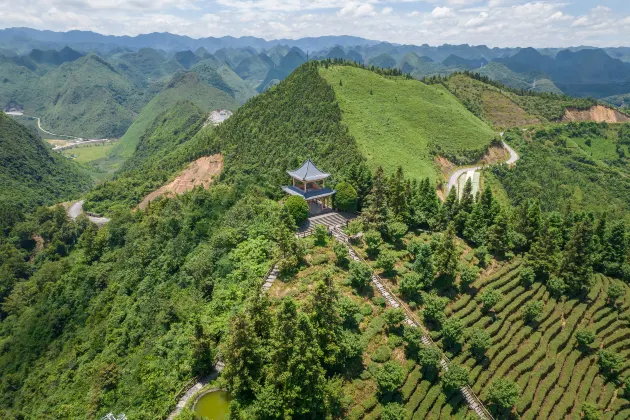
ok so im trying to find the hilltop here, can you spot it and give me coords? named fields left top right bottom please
left=319, top=64, right=498, bottom=181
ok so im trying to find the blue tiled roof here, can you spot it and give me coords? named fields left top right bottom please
left=287, top=159, right=330, bottom=181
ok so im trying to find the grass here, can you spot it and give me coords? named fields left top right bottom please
left=319, top=66, right=498, bottom=182
left=62, top=143, right=116, bottom=163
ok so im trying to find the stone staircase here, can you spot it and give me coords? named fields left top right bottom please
left=331, top=227, right=494, bottom=420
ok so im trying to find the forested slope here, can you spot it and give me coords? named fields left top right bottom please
left=0, top=111, right=90, bottom=210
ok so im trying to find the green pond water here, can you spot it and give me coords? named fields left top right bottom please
left=194, top=390, right=232, bottom=419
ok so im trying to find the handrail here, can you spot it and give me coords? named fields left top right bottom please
left=331, top=227, right=494, bottom=420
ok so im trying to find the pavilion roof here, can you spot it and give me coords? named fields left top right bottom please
left=287, top=158, right=330, bottom=182
left=281, top=186, right=336, bottom=201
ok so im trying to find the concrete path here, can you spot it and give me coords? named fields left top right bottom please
left=166, top=363, right=224, bottom=420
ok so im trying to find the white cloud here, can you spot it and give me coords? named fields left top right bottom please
left=572, top=16, right=589, bottom=27
left=431, top=6, right=453, bottom=19
left=465, top=11, right=488, bottom=27
left=382, top=7, right=393, bottom=15
left=338, top=3, right=377, bottom=18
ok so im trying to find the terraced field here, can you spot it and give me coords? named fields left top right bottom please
left=431, top=261, right=630, bottom=418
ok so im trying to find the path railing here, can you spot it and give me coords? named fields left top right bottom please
left=331, top=227, right=494, bottom=420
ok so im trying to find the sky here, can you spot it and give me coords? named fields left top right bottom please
left=1, top=0, right=630, bottom=47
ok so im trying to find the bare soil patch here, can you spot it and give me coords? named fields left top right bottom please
left=138, top=154, right=223, bottom=210
left=563, top=105, right=629, bottom=123
left=481, top=90, right=540, bottom=128
left=480, top=144, right=509, bottom=165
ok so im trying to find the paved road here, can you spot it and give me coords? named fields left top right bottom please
left=67, top=200, right=110, bottom=226
left=446, top=138, right=519, bottom=197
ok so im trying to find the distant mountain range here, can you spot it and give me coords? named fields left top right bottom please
left=2, top=27, right=630, bottom=140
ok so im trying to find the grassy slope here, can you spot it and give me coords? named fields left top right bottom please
left=320, top=66, right=497, bottom=181
left=0, top=111, right=91, bottom=209
left=110, top=72, right=239, bottom=159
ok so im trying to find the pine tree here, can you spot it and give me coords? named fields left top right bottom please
left=413, top=243, right=435, bottom=288
left=363, top=166, right=389, bottom=230
left=561, top=218, right=595, bottom=295
left=410, top=178, right=440, bottom=229
left=603, top=220, right=627, bottom=276
left=439, top=188, right=459, bottom=229
left=464, top=201, right=487, bottom=246
left=487, top=207, right=512, bottom=256
left=459, top=178, right=474, bottom=214
left=521, top=200, right=542, bottom=247
left=308, top=279, right=343, bottom=371
left=388, top=167, right=408, bottom=220
left=433, top=223, right=459, bottom=280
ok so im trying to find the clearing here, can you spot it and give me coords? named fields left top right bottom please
left=319, top=66, right=497, bottom=182
left=563, top=105, right=630, bottom=123
left=62, top=143, right=116, bottom=163
left=138, top=154, right=223, bottom=210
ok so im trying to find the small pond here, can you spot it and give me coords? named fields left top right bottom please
left=193, top=390, right=232, bottom=420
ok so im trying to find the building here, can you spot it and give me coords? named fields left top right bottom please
left=281, top=159, right=336, bottom=215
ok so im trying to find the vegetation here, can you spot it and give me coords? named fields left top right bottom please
left=284, top=196, right=308, bottom=225
left=320, top=65, right=498, bottom=181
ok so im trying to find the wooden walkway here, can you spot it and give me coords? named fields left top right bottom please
left=331, top=228, right=494, bottom=420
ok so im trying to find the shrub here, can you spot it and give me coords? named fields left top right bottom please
left=459, top=264, right=479, bottom=289
left=575, top=328, right=596, bottom=349
left=487, top=378, right=520, bottom=411
left=480, top=288, right=502, bottom=312
left=475, top=246, right=490, bottom=267
left=598, top=349, right=623, bottom=376
left=365, top=230, right=382, bottom=258
left=285, top=196, right=308, bottom=225
left=374, top=361, right=406, bottom=395
left=333, top=242, right=348, bottom=267
left=582, top=403, right=602, bottom=420
left=442, top=364, right=469, bottom=391
left=347, top=219, right=363, bottom=236
left=377, top=248, right=397, bottom=274
left=403, top=326, right=423, bottom=357
left=348, top=260, right=372, bottom=291
left=380, top=402, right=405, bottom=420
left=441, top=318, right=464, bottom=346
left=314, top=224, right=328, bottom=245
left=372, top=296, right=386, bottom=307
left=468, top=328, right=491, bottom=358
left=360, top=304, right=373, bottom=316
left=311, top=254, right=329, bottom=266
left=418, top=345, right=442, bottom=374
left=386, top=220, right=408, bottom=244
left=547, top=276, right=566, bottom=297
left=334, top=181, right=358, bottom=212
left=372, top=345, right=392, bottom=362
left=384, top=308, right=406, bottom=329
left=522, top=300, right=544, bottom=323
left=388, top=335, right=403, bottom=348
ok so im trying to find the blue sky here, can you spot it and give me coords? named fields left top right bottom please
left=1, top=1, right=630, bottom=47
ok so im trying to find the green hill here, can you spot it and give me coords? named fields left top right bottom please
left=0, top=111, right=90, bottom=209
left=320, top=65, right=498, bottom=181
left=110, top=71, right=239, bottom=159
left=0, top=55, right=40, bottom=111
left=368, top=53, right=396, bottom=69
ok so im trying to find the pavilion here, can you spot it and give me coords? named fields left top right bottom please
left=282, top=159, right=336, bottom=215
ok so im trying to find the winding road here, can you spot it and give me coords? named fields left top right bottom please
left=67, top=200, right=110, bottom=226
left=446, top=138, right=519, bottom=197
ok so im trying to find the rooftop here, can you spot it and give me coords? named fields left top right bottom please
left=287, top=158, right=330, bottom=182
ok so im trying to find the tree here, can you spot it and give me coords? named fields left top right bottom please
left=380, top=402, right=406, bottom=420
left=520, top=266, right=535, bottom=288
left=338, top=296, right=361, bottom=328
left=561, top=218, right=595, bottom=295
left=607, top=283, right=624, bottom=306
left=442, top=364, right=469, bottom=391
left=441, top=318, right=464, bottom=347
left=480, top=288, right=502, bottom=312
left=386, top=220, right=408, bottom=245
left=459, top=264, right=479, bottom=289
left=308, top=281, right=343, bottom=371
left=522, top=300, right=544, bottom=323
left=334, top=181, right=358, bottom=212
left=412, top=243, right=434, bottom=288
left=525, top=219, right=562, bottom=280
left=468, top=328, right=491, bottom=358
left=363, top=167, right=388, bottom=229
left=439, top=187, right=459, bottom=228
left=388, top=167, right=408, bottom=219
left=422, top=292, right=448, bottom=324
left=547, top=276, right=566, bottom=298
left=333, top=242, right=348, bottom=267
left=377, top=248, right=397, bottom=275
left=598, top=349, right=623, bottom=377
left=433, top=223, right=459, bottom=280
left=285, top=196, right=308, bottom=225
left=400, top=272, right=423, bottom=300
left=374, top=361, right=406, bottom=395
left=364, top=230, right=383, bottom=259
left=418, top=345, right=442, bottom=375
left=402, top=326, right=423, bottom=359
left=487, top=207, right=512, bottom=257
left=624, top=376, right=630, bottom=396
left=575, top=328, right=596, bottom=349
left=348, top=261, right=372, bottom=291
left=487, top=378, right=520, bottom=411
left=410, top=178, right=440, bottom=229
left=314, top=224, right=328, bottom=246
left=384, top=308, right=407, bottom=329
